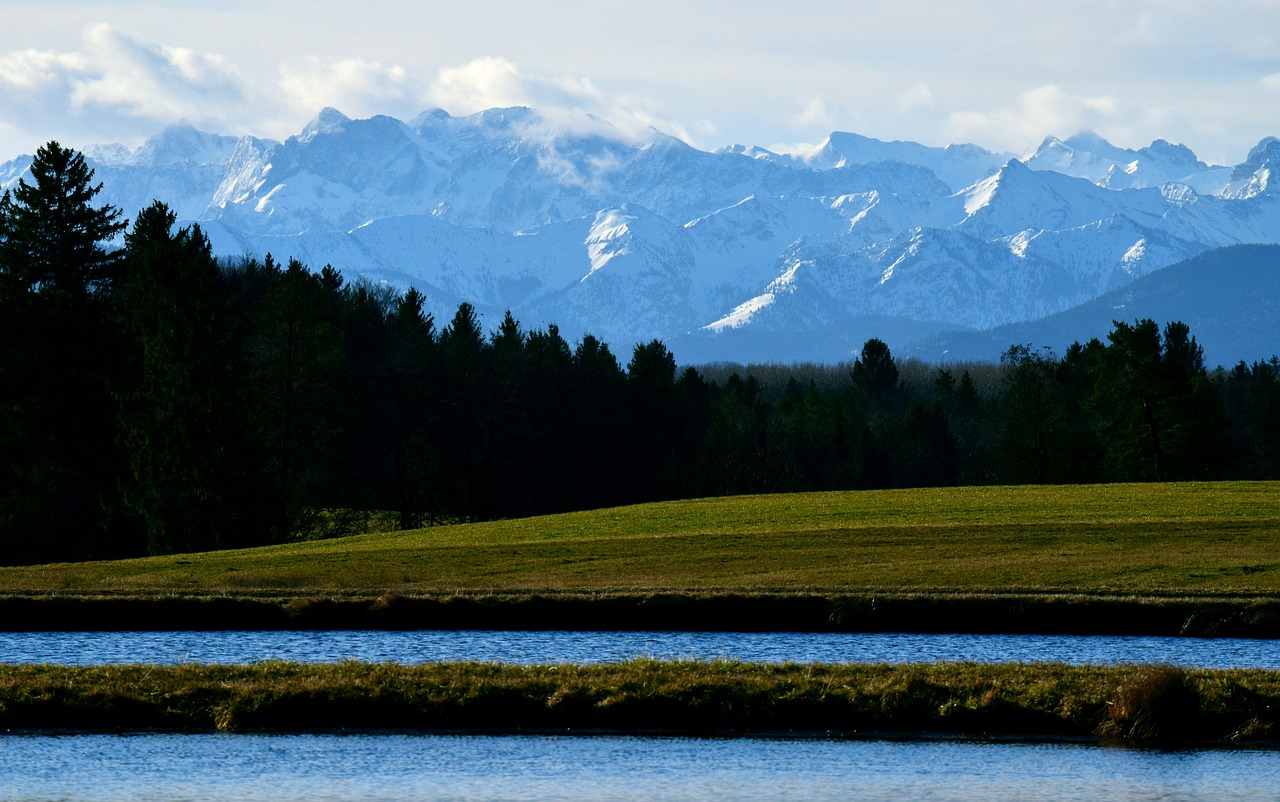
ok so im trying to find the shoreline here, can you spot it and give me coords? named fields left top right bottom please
left=7, top=727, right=1278, bottom=752
left=1, top=661, right=1276, bottom=745
left=3, top=591, right=1278, bottom=637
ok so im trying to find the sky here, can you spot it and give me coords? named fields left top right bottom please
left=2, top=1, right=1279, bottom=166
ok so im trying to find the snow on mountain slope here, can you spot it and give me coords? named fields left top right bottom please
left=947, top=159, right=1176, bottom=240
left=1023, top=132, right=1142, bottom=182
left=712, top=225, right=1088, bottom=335
left=86, top=125, right=274, bottom=223
left=1021, top=130, right=1223, bottom=192
left=1000, top=216, right=1205, bottom=294
left=0, top=154, right=31, bottom=187
left=804, top=131, right=1010, bottom=193
left=1219, top=137, right=1280, bottom=200
left=2, top=108, right=1278, bottom=364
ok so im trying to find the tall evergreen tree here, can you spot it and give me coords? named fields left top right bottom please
left=383, top=287, right=440, bottom=528
left=1155, top=321, right=1233, bottom=479
left=0, top=142, right=126, bottom=563
left=1088, top=319, right=1230, bottom=481
left=852, top=338, right=900, bottom=400
left=851, top=338, right=902, bottom=486
left=626, top=340, right=682, bottom=497
left=439, top=302, right=490, bottom=521
left=337, top=279, right=399, bottom=513
left=244, top=258, right=350, bottom=541
left=515, top=324, right=576, bottom=514
left=0, top=143, right=124, bottom=302
left=995, top=344, right=1097, bottom=483
left=567, top=334, right=629, bottom=507
left=115, top=202, right=232, bottom=555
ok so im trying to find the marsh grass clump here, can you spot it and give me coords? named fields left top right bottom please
left=1102, top=665, right=1201, bottom=742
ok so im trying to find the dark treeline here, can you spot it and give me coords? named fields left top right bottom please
left=2, top=142, right=1278, bottom=565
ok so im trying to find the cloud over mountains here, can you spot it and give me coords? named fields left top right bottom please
left=5, top=3, right=1279, bottom=164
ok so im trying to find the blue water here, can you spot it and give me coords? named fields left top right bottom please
left=1, top=733, right=1275, bottom=802
left=4, top=633, right=1276, bottom=800
left=1, top=629, right=1276, bottom=668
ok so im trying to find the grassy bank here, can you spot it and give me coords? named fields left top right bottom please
left=4, top=591, right=1279, bottom=637
left=3, top=483, right=1278, bottom=599
left=1, top=661, right=1276, bottom=744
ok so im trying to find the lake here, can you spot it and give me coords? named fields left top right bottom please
left=2, top=629, right=1277, bottom=668
left=1, top=732, right=1275, bottom=802
left=4, top=630, right=1277, bottom=800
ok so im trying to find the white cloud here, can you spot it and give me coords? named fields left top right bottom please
left=0, top=24, right=440, bottom=154
left=0, top=28, right=704, bottom=161
left=278, top=57, right=415, bottom=119
left=764, top=140, right=826, bottom=159
left=0, top=24, right=263, bottom=154
left=898, top=83, right=936, bottom=113
left=430, top=56, right=600, bottom=117
left=693, top=120, right=721, bottom=141
left=426, top=56, right=698, bottom=145
left=945, top=84, right=1163, bottom=153
left=789, top=95, right=831, bottom=130
left=67, top=24, right=248, bottom=122
left=0, top=48, right=88, bottom=90
left=0, top=10, right=1267, bottom=167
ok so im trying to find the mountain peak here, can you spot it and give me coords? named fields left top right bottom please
left=961, top=158, right=1030, bottom=215
left=409, top=108, right=453, bottom=130
left=1030, top=135, right=1066, bottom=153
left=811, top=131, right=1005, bottom=192
left=1063, top=130, right=1114, bottom=150
left=300, top=107, right=351, bottom=141
left=1220, top=136, right=1280, bottom=195
left=1244, top=136, right=1280, bottom=166
left=1137, top=139, right=1204, bottom=171
left=132, top=123, right=237, bottom=166
left=471, top=106, right=539, bottom=130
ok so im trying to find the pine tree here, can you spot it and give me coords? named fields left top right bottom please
left=1088, top=319, right=1230, bottom=481
left=246, top=259, right=350, bottom=541
left=0, top=142, right=124, bottom=303
left=115, top=202, right=232, bottom=555
left=438, top=302, right=490, bottom=521
left=384, top=288, right=440, bottom=529
left=0, top=142, right=127, bottom=563
left=852, top=338, right=900, bottom=400
left=626, top=340, right=681, bottom=498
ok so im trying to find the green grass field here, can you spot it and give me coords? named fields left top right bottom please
left=3, top=482, right=1278, bottom=598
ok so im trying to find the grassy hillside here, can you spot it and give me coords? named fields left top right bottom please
left=2, top=482, right=1278, bottom=598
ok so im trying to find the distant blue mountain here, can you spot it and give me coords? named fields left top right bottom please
left=903, top=245, right=1280, bottom=367
left=4, top=110, right=1278, bottom=364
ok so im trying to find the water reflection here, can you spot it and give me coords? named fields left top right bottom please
left=1, top=630, right=1276, bottom=669
left=1, top=733, right=1275, bottom=802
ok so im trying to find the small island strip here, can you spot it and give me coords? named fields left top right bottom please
left=1, top=661, right=1277, bottom=744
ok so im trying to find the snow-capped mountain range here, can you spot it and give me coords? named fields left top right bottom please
left=3, top=108, right=1278, bottom=364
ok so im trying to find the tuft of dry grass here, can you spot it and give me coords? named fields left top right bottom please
left=1101, top=665, right=1201, bottom=741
